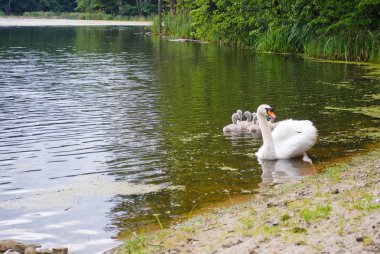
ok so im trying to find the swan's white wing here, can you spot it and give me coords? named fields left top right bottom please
left=272, top=120, right=317, bottom=159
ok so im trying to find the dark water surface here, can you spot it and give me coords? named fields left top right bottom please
left=0, top=27, right=379, bottom=253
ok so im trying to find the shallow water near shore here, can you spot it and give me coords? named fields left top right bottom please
left=0, top=26, right=379, bottom=253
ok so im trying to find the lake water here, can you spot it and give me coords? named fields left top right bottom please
left=0, top=26, right=379, bottom=253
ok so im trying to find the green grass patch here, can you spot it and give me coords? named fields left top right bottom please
left=325, top=164, right=346, bottom=183
left=240, top=216, right=255, bottom=230
left=353, top=193, right=380, bottom=211
left=300, top=204, right=332, bottom=224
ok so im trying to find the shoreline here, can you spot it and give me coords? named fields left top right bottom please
left=110, top=145, right=380, bottom=253
left=0, top=17, right=152, bottom=27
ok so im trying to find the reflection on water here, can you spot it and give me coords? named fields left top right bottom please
left=258, top=155, right=316, bottom=188
left=0, top=26, right=379, bottom=253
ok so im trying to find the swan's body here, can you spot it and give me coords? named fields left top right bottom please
left=255, top=104, right=317, bottom=160
left=223, top=113, right=241, bottom=132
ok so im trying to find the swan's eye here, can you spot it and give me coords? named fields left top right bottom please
left=265, top=108, right=273, bottom=114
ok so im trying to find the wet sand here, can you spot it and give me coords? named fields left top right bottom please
left=110, top=146, right=380, bottom=254
left=0, top=17, right=152, bottom=27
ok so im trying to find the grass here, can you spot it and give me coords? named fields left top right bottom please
left=352, top=193, right=380, bottom=211
left=240, top=215, right=255, bottom=230
left=151, top=13, right=195, bottom=39
left=304, top=30, right=380, bottom=63
left=300, top=204, right=332, bottom=224
left=253, top=27, right=380, bottom=63
left=120, top=232, right=148, bottom=254
left=325, top=164, right=346, bottom=183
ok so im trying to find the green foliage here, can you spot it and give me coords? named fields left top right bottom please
left=0, top=0, right=157, bottom=17
left=159, top=0, right=380, bottom=63
left=0, top=0, right=76, bottom=14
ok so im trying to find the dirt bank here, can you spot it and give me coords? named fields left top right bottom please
left=112, top=146, right=380, bottom=253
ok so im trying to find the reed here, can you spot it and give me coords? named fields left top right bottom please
left=150, top=15, right=161, bottom=35
left=304, top=30, right=380, bottom=63
left=65, top=12, right=114, bottom=20
left=23, top=11, right=57, bottom=17
left=151, top=13, right=194, bottom=39
left=253, top=24, right=309, bottom=53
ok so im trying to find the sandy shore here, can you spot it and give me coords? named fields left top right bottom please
left=109, top=146, right=380, bottom=254
left=0, top=17, right=152, bottom=27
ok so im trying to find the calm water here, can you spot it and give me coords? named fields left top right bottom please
left=0, top=26, right=379, bottom=253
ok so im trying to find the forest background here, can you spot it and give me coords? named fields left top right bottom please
left=0, top=0, right=379, bottom=63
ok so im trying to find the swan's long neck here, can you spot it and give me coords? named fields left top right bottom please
left=257, top=113, right=276, bottom=158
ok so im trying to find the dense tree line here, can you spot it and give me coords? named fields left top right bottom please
left=0, top=0, right=159, bottom=16
left=0, top=0, right=76, bottom=14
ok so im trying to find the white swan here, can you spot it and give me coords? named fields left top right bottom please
left=223, top=113, right=241, bottom=132
left=255, top=104, right=317, bottom=160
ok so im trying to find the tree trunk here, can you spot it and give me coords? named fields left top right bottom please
left=7, top=0, right=11, bottom=15
left=170, top=0, right=176, bottom=14
left=158, top=0, right=162, bottom=34
left=136, top=0, right=143, bottom=17
left=117, top=0, right=123, bottom=16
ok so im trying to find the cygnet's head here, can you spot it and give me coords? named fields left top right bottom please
left=236, top=109, right=243, bottom=120
left=243, top=111, right=252, bottom=121
left=231, top=113, right=240, bottom=123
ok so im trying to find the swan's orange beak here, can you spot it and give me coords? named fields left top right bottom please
left=267, top=110, right=276, bottom=119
